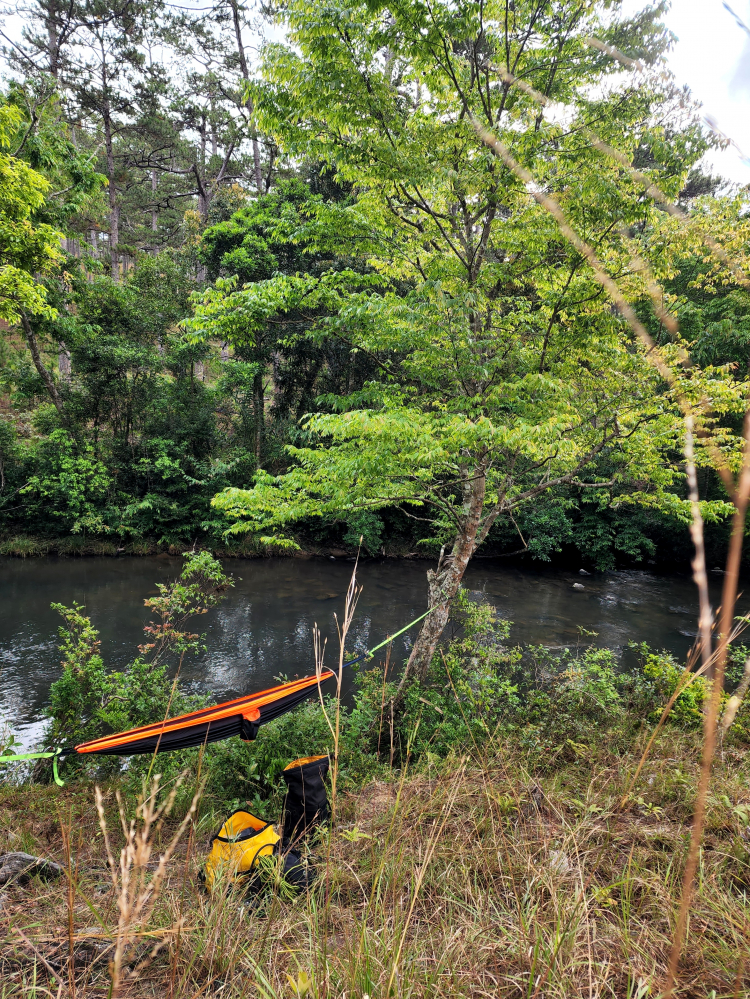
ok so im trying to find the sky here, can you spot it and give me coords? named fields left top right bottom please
left=651, top=0, right=750, bottom=184
left=0, top=0, right=747, bottom=185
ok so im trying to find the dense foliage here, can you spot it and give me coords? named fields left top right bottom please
left=3, top=8, right=750, bottom=993
left=0, top=0, right=749, bottom=587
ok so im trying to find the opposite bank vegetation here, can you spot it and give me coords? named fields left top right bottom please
left=3, top=0, right=750, bottom=580
left=0, top=534, right=423, bottom=560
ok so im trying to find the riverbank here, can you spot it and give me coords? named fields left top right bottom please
left=0, top=533, right=425, bottom=560
left=1, top=726, right=748, bottom=997
left=2, top=574, right=750, bottom=996
left=0, top=533, right=346, bottom=559
left=0, top=527, right=701, bottom=573
left=6, top=551, right=743, bottom=750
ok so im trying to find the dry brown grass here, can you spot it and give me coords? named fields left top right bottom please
left=1, top=727, right=749, bottom=998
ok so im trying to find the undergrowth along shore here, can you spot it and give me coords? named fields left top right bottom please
left=0, top=533, right=417, bottom=559
left=2, top=553, right=750, bottom=996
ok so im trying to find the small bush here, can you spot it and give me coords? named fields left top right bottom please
left=515, top=646, right=623, bottom=762
left=0, top=535, right=49, bottom=556
left=45, top=602, right=112, bottom=748
left=38, top=552, right=234, bottom=783
left=627, top=643, right=707, bottom=728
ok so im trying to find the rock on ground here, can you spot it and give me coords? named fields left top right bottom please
left=0, top=852, right=63, bottom=885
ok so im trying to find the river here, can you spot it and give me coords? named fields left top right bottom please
left=0, top=555, right=739, bottom=749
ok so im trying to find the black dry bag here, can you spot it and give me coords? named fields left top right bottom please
left=281, top=754, right=329, bottom=846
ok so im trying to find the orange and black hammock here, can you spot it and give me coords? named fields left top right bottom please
left=71, top=670, right=333, bottom=758
left=52, top=608, right=430, bottom=764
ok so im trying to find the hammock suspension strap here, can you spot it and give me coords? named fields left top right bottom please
left=0, top=749, right=64, bottom=786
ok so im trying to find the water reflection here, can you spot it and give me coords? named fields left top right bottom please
left=0, top=555, right=741, bottom=749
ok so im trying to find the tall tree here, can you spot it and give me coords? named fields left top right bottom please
left=203, top=0, right=748, bottom=681
left=133, top=0, right=276, bottom=233
left=226, top=0, right=262, bottom=192
left=190, top=177, right=375, bottom=463
left=0, top=0, right=84, bottom=80
left=0, top=102, right=65, bottom=409
left=63, top=0, right=157, bottom=278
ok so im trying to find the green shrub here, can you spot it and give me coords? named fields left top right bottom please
left=628, top=644, right=707, bottom=728
left=20, top=429, right=112, bottom=534
left=343, top=510, right=384, bottom=555
left=45, top=603, right=113, bottom=748
left=386, top=593, right=521, bottom=762
left=516, top=645, right=623, bottom=762
left=38, top=552, right=233, bottom=783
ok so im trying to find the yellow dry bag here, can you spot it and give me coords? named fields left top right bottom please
left=204, top=809, right=280, bottom=891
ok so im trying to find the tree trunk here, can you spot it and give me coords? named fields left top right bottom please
left=47, top=25, right=59, bottom=78
left=151, top=169, right=158, bottom=245
left=272, top=349, right=281, bottom=401
left=253, top=369, right=264, bottom=464
left=103, top=106, right=119, bottom=282
left=197, top=188, right=208, bottom=220
left=398, top=468, right=486, bottom=689
left=229, top=0, right=263, bottom=192
left=196, top=117, right=209, bottom=221
left=229, top=0, right=249, bottom=78
left=252, top=135, right=263, bottom=193
left=58, top=343, right=71, bottom=381
left=46, top=1, right=60, bottom=78
left=20, top=313, right=64, bottom=413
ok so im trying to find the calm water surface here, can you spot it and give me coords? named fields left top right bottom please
left=0, top=555, right=740, bottom=749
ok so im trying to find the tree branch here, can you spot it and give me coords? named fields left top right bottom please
left=19, top=313, right=64, bottom=414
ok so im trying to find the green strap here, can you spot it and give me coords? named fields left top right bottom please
left=0, top=750, right=64, bottom=787
left=365, top=607, right=432, bottom=658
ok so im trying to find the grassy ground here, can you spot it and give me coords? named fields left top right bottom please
left=1, top=727, right=749, bottom=998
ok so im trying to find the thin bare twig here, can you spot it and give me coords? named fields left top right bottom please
left=685, top=415, right=716, bottom=690
left=12, top=927, right=60, bottom=982
left=617, top=415, right=750, bottom=804
left=665, top=406, right=750, bottom=996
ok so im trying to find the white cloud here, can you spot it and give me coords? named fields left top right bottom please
left=650, top=0, right=750, bottom=183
